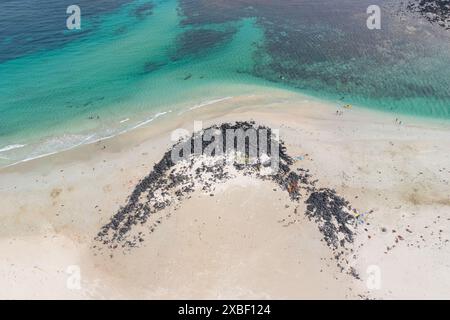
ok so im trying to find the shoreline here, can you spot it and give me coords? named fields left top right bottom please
left=1, top=89, right=450, bottom=299
left=1, top=85, right=449, bottom=172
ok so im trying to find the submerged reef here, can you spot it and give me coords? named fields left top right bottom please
left=407, top=0, right=450, bottom=28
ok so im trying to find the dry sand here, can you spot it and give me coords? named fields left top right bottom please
left=1, top=88, right=449, bottom=299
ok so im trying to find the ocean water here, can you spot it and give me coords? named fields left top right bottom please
left=1, top=0, right=450, bottom=166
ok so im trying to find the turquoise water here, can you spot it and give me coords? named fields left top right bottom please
left=0, top=0, right=269, bottom=166
left=1, top=0, right=450, bottom=166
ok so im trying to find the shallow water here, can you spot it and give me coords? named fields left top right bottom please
left=1, top=0, right=449, bottom=166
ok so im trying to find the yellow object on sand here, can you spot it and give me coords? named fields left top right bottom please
left=343, top=104, right=352, bottom=109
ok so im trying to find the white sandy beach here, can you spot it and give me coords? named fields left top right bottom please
left=1, top=89, right=449, bottom=299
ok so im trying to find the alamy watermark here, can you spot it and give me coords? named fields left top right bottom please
left=366, top=265, right=382, bottom=290
left=66, top=5, right=81, bottom=30
left=367, top=5, right=381, bottom=30
left=66, top=265, right=81, bottom=290
left=170, top=121, right=281, bottom=176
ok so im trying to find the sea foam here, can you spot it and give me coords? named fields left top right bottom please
left=0, top=144, right=26, bottom=153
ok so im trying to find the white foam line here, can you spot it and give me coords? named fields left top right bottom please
left=119, top=118, right=130, bottom=124
left=1, top=112, right=172, bottom=169
left=189, top=97, right=233, bottom=111
left=0, top=144, right=26, bottom=153
left=131, top=111, right=172, bottom=130
left=9, top=151, right=60, bottom=166
left=2, top=135, right=96, bottom=169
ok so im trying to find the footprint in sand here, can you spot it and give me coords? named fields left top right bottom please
left=50, top=188, right=63, bottom=207
left=50, top=188, right=62, bottom=199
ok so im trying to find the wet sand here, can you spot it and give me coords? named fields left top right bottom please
left=1, top=89, right=450, bottom=299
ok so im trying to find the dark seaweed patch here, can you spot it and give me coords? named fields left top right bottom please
left=172, top=28, right=236, bottom=59
left=142, top=61, right=167, bottom=74
left=407, top=0, right=450, bottom=27
left=132, top=2, right=154, bottom=19
left=177, top=0, right=450, bottom=114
